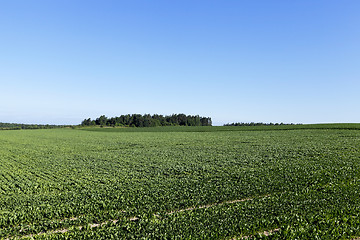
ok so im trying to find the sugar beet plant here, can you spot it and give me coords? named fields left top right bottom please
left=0, top=125, right=359, bottom=239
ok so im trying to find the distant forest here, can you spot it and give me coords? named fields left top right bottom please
left=0, top=123, right=68, bottom=130
left=81, top=114, right=212, bottom=127
left=224, top=122, right=299, bottom=126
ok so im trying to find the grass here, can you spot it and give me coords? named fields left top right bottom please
left=78, top=123, right=360, bottom=132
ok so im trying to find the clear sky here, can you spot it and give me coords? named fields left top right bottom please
left=1, top=1, right=359, bottom=125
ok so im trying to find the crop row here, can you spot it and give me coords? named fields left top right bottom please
left=18, top=179, right=360, bottom=239
left=0, top=127, right=359, bottom=239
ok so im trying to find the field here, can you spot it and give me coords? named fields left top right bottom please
left=0, top=125, right=360, bottom=239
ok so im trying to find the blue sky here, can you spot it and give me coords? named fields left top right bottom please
left=1, top=1, right=359, bottom=125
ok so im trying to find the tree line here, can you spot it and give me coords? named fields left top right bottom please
left=224, top=122, right=300, bottom=126
left=0, top=122, right=70, bottom=130
left=81, top=114, right=212, bottom=127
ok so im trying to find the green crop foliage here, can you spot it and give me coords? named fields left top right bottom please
left=0, top=125, right=359, bottom=239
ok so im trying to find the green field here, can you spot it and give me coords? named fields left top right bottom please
left=1, top=125, right=360, bottom=239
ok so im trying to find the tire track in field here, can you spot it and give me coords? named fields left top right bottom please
left=165, top=196, right=261, bottom=215
left=5, top=194, right=271, bottom=239
left=233, top=228, right=281, bottom=239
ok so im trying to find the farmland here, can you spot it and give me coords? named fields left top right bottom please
left=0, top=125, right=360, bottom=239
